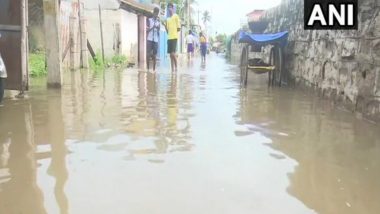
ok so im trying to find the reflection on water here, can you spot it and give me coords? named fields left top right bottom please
left=238, top=77, right=380, bottom=214
left=0, top=55, right=379, bottom=213
left=46, top=90, right=69, bottom=214
left=0, top=102, right=46, bottom=214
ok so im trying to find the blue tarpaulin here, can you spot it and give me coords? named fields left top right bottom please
left=238, top=31, right=289, bottom=47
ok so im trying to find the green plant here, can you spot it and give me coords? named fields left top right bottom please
left=29, top=51, right=47, bottom=77
left=90, top=51, right=128, bottom=71
left=90, top=51, right=106, bottom=71
left=111, top=55, right=127, bottom=65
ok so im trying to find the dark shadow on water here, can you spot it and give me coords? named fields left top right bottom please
left=0, top=102, right=47, bottom=214
left=0, top=88, right=69, bottom=214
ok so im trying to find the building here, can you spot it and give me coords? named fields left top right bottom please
left=83, top=0, right=154, bottom=65
left=246, top=10, right=265, bottom=23
left=246, top=9, right=267, bottom=33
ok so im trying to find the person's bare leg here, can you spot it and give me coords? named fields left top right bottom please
left=147, top=55, right=150, bottom=71
left=173, top=54, right=178, bottom=71
left=153, top=55, right=156, bottom=71
left=170, top=54, right=174, bottom=72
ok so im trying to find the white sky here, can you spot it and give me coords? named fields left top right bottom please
left=195, top=0, right=282, bottom=35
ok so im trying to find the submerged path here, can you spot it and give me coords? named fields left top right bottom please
left=0, top=54, right=379, bottom=214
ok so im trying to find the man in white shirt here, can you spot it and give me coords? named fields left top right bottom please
left=147, top=7, right=160, bottom=71
left=186, top=30, right=195, bottom=60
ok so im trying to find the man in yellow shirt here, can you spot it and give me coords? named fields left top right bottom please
left=164, top=3, right=181, bottom=72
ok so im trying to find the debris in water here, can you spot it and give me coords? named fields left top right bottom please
left=234, top=130, right=253, bottom=137
left=278, top=132, right=289, bottom=136
left=270, top=153, right=286, bottom=160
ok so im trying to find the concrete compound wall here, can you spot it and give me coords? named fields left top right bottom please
left=233, top=0, right=380, bottom=122
left=121, top=11, right=138, bottom=64
left=85, top=8, right=138, bottom=64
left=86, top=9, right=122, bottom=57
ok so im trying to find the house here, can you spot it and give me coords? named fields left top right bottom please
left=82, top=0, right=154, bottom=65
left=246, top=9, right=267, bottom=33
left=246, top=10, right=265, bottom=23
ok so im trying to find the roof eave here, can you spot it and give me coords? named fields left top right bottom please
left=119, top=0, right=154, bottom=17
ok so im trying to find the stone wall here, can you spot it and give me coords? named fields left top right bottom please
left=233, top=0, right=380, bottom=121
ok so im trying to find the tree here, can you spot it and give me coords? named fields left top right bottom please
left=161, top=0, right=197, bottom=24
left=202, top=10, right=211, bottom=27
left=184, top=0, right=197, bottom=26
left=209, top=36, right=214, bottom=46
left=160, top=0, right=185, bottom=18
left=216, top=34, right=227, bottom=43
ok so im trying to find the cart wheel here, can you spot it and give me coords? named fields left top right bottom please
left=274, top=46, right=283, bottom=87
left=240, top=46, right=249, bottom=87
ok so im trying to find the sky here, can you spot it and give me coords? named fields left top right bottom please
left=195, top=0, right=282, bottom=35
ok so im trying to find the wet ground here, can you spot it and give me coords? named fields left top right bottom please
left=0, top=54, right=379, bottom=214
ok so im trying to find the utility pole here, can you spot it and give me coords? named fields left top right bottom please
left=21, top=0, right=28, bottom=94
left=138, top=15, right=147, bottom=69
left=187, top=0, right=190, bottom=30
left=43, top=0, right=62, bottom=88
left=98, top=4, right=105, bottom=63
left=77, top=0, right=88, bottom=68
left=198, top=10, right=200, bottom=27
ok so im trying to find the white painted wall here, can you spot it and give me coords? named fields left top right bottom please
left=85, top=9, right=122, bottom=57
left=85, top=8, right=138, bottom=63
left=121, top=10, right=138, bottom=64
left=82, top=0, right=120, bottom=10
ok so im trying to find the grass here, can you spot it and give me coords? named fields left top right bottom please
left=111, top=55, right=127, bottom=65
left=29, top=51, right=128, bottom=75
left=90, top=53, right=128, bottom=71
left=29, top=52, right=47, bottom=77
left=89, top=53, right=105, bottom=71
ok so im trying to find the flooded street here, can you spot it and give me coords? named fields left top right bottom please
left=0, top=54, right=379, bottom=214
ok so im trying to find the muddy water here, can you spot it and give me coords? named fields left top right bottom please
left=0, top=55, right=379, bottom=214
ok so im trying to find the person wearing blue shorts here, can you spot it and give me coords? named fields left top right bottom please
left=186, top=30, right=195, bottom=60
left=199, top=32, right=207, bottom=63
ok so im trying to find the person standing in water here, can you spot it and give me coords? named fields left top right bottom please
left=146, top=7, right=161, bottom=72
left=164, top=3, right=181, bottom=72
left=199, top=32, right=207, bottom=63
left=186, top=30, right=195, bottom=60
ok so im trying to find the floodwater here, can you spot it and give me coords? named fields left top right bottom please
left=0, top=54, right=379, bottom=214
